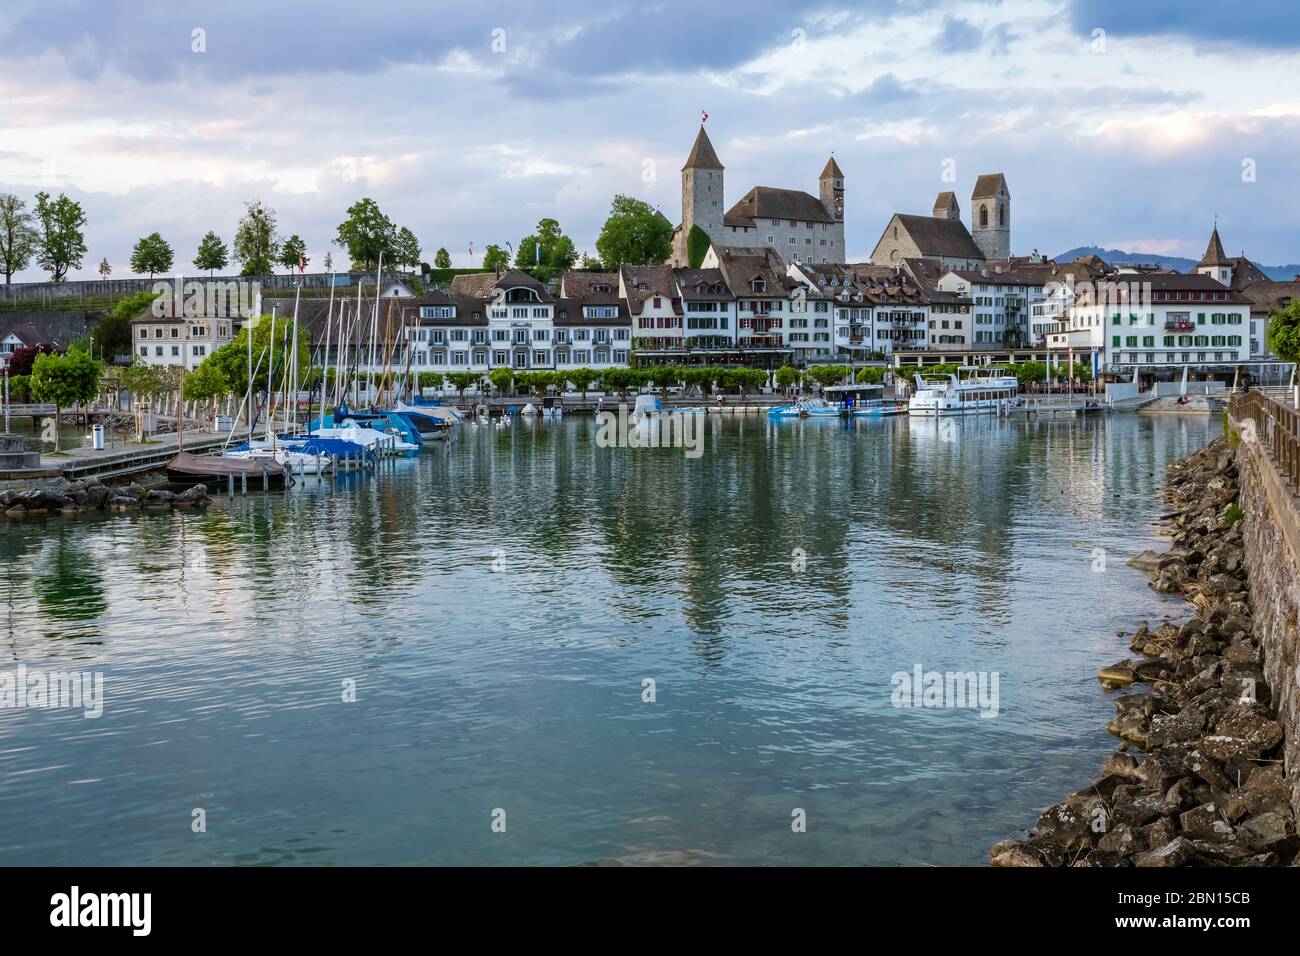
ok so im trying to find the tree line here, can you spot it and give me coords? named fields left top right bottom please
left=0, top=189, right=681, bottom=286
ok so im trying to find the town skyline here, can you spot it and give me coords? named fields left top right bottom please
left=2, top=0, right=1299, bottom=280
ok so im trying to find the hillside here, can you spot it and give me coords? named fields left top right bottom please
left=1056, top=245, right=1300, bottom=281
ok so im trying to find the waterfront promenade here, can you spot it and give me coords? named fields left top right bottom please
left=0, top=430, right=228, bottom=484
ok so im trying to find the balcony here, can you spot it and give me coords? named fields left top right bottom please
left=1165, top=320, right=1195, bottom=332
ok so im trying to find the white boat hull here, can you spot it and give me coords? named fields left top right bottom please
left=908, top=397, right=1013, bottom=416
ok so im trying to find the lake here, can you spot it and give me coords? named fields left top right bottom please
left=0, top=412, right=1214, bottom=865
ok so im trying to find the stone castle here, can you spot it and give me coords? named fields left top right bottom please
left=669, top=125, right=846, bottom=267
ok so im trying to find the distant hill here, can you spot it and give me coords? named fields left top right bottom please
left=1055, top=246, right=1300, bottom=282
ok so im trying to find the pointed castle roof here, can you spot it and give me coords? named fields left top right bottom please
left=682, top=126, right=724, bottom=171
left=1198, top=226, right=1230, bottom=267
left=820, top=156, right=844, bottom=180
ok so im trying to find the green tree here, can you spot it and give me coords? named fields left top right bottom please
left=279, top=234, right=308, bottom=274
left=482, top=244, right=511, bottom=273
left=808, top=365, right=850, bottom=388
left=130, top=232, right=174, bottom=278
left=31, top=349, right=102, bottom=450
left=34, top=191, right=87, bottom=282
left=416, top=371, right=445, bottom=393
left=335, top=197, right=395, bottom=271
left=182, top=358, right=230, bottom=418
left=434, top=247, right=451, bottom=269
left=686, top=224, right=711, bottom=268
left=120, top=358, right=171, bottom=406
left=774, top=365, right=799, bottom=392
left=97, top=257, right=111, bottom=277
left=488, top=366, right=515, bottom=396
left=194, top=230, right=229, bottom=275
left=595, top=195, right=672, bottom=268
left=234, top=199, right=279, bottom=276
left=1266, top=300, right=1300, bottom=365
left=394, top=227, right=421, bottom=271
left=648, top=364, right=680, bottom=395
left=517, top=218, right=578, bottom=276
left=566, top=367, right=598, bottom=398
left=855, top=366, right=884, bottom=385
left=445, top=371, right=481, bottom=402
left=0, top=193, right=38, bottom=284
left=203, top=317, right=310, bottom=397
left=601, top=366, right=640, bottom=396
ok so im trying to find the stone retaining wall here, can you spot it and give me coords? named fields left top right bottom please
left=1231, top=416, right=1300, bottom=817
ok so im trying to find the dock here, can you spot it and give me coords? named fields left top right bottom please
left=0, top=431, right=231, bottom=484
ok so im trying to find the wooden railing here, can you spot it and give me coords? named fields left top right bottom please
left=1231, top=391, right=1300, bottom=488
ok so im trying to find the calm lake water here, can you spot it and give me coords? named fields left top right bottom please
left=0, top=412, right=1214, bottom=866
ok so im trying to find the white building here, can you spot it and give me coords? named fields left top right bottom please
left=130, top=312, right=236, bottom=370
left=1051, top=271, right=1252, bottom=375
left=935, top=269, right=1040, bottom=347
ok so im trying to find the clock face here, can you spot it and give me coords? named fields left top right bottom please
left=835, top=196, right=843, bottom=216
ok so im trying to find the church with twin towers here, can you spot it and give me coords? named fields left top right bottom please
left=669, top=123, right=1011, bottom=268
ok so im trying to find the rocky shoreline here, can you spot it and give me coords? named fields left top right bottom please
left=991, top=436, right=1297, bottom=867
left=1, top=477, right=211, bottom=518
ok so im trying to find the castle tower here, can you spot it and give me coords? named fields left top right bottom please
left=681, top=126, right=724, bottom=242
left=971, top=173, right=1010, bottom=260
left=819, top=156, right=845, bottom=221
left=932, top=191, right=959, bottom=220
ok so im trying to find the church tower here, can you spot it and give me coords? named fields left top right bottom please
left=932, top=191, right=959, bottom=220
left=819, top=156, right=845, bottom=221
left=971, top=173, right=1010, bottom=260
left=681, top=126, right=724, bottom=243
left=1195, top=225, right=1234, bottom=286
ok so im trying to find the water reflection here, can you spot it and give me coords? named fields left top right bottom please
left=0, top=413, right=1213, bottom=865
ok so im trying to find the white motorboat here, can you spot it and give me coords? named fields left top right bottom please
left=908, top=366, right=1019, bottom=416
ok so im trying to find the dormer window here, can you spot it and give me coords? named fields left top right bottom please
left=751, top=279, right=766, bottom=293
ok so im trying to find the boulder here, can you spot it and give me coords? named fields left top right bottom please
left=1098, top=662, right=1138, bottom=689
left=1129, top=550, right=1163, bottom=573
left=1201, top=712, right=1283, bottom=761
left=1135, top=836, right=1195, bottom=867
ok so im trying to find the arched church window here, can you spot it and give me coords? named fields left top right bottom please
left=980, top=206, right=988, bottom=228
left=999, top=206, right=1005, bottom=226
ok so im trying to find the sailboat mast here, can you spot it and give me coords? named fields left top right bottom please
left=368, top=251, right=383, bottom=406
left=266, top=307, right=277, bottom=444
left=322, top=274, right=336, bottom=421
left=289, top=284, right=301, bottom=435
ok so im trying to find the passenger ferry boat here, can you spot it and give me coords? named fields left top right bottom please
left=908, top=366, right=1019, bottom=416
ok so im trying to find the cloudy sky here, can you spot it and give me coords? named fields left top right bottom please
left=2, top=0, right=1299, bottom=281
